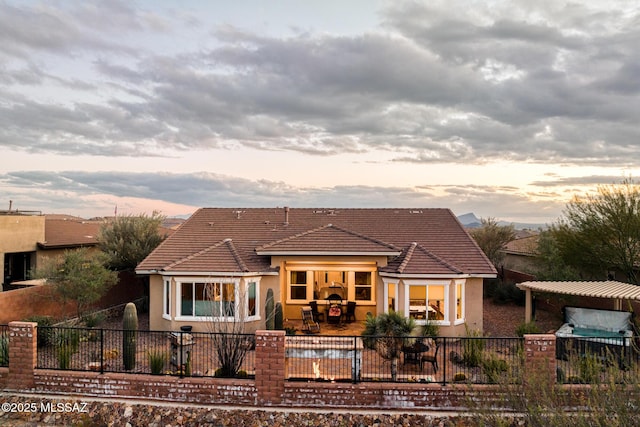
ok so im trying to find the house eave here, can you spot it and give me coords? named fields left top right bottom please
left=255, top=250, right=401, bottom=256
left=379, top=272, right=497, bottom=279
left=136, top=269, right=279, bottom=277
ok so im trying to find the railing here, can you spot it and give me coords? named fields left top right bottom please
left=286, top=335, right=525, bottom=385
left=556, top=335, right=640, bottom=384
left=36, top=326, right=255, bottom=378
left=0, top=324, right=9, bottom=367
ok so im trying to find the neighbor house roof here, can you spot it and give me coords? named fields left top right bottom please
left=516, top=280, right=640, bottom=301
left=38, top=218, right=103, bottom=249
left=136, top=207, right=497, bottom=277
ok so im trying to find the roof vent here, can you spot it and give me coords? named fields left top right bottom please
left=284, top=206, right=290, bottom=226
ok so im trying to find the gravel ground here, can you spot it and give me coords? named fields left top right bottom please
left=483, top=298, right=562, bottom=337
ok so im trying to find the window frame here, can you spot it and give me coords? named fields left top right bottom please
left=403, top=279, right=450, bottom=326
left=163, top=279, right=171, bottom=320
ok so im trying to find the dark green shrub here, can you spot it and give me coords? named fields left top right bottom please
left=147, top=349, right=167, bottom=375
left=265, top=289, right=275, bottom=330
left=24, top=315, right=54, bottom=347
left=482, top=352, right=509, bottom=384
left=515, top=321, right=541, bottom=337
left=463, top=326, right=485, bottom=367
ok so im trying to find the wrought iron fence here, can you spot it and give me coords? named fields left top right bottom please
left=36, top=326, right=255, bottom=378
left=285, top=335, right=525, bottom=385
left=0, top=324, right=9, bottom=367
left=556, top=335, right=640, bottom=384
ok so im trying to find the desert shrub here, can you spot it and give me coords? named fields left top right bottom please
left=24, top=315, right=54, bottom=347
left=515, top=321, right=541, bottom=336
left=482, top=352, right=509, bottom=384
left=147, top=349, right=167, bottom=375
left=463, top=326, right=485, bottom=367
left=82, top=312, right=106, bottom=328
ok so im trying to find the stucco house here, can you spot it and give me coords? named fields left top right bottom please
left=136, top=207, right=497, bottom=336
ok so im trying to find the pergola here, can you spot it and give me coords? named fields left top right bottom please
left=516, top=280, right=640, bottom=323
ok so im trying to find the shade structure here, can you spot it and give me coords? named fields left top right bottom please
left=516, top=280, right=640, bottom=323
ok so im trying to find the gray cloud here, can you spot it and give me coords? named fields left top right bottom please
left=1, top=170, right=563, bottom=224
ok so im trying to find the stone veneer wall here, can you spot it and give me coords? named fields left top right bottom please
left=3, top=324, right=559, bottom=410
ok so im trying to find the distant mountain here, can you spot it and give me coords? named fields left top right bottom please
left=457, top=213, right=547, bottom=230
left=457, top=212, right=481, bottom=228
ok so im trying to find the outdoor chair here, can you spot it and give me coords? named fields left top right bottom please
left=309, top=300, right=325, bottom=322
left=343, top=301, right=356, bottom=323
left=301, top=306, right=321, bottom=334
left=420, top=339, right=440, bottom=372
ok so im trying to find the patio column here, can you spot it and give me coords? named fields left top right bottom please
left=524, top=288, right=533, bottom=323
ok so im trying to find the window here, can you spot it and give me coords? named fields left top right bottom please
left=384, top=280, right=397, bottom=313
left=178, top=280, right=237, bottom=319
left=406, top=282, right=447, bottom=323
left=246, top=280, right=259, bottom=320
left=163, top=280, right=171, bottom=319
left=290, top=271, right=308, bottom=300
left=455, top=282, right=464, bottom=323
left=355, top=272, right=372, bottom=301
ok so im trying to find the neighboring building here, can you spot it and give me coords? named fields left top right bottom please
left=136, top=207, right=497, bottom=336
left=0, top=210, right=44, bottom=290
left=501, top=233, right=539, bottom=282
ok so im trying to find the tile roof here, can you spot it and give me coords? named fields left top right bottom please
left=137, top=208, right=496, bottom=277
left=39, top=218, right=103, bottom=248
left=255, top=224, right=401, bottom=255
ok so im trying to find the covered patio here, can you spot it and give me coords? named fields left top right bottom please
left=516, top=280, right=640, bottom=323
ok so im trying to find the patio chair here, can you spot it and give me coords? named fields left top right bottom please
left=301, top=306, right=320, bottom=334
left=309, top=300, right=325, bottom=322
left=420, top=339, right=440, bottom=372
left=343, top=301, right=356, bottom=323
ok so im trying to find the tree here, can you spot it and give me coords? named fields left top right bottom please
left=34, top=248, right=118, bottom=318
left=469, top=217, right=516, bottom=268
left=98, top=211, right=167, bottom=271
left=204, top=279, right=255, bottom=378
left=532, top=229, right=581, bottom=281
left=361, top=311, right=416, bottom=381
left=552, top=179, right=640, bottom=284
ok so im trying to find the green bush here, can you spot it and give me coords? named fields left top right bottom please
left=82, top=312, right=106, bottom=328
left=482, top=352, right=509, bottom=384
left=147, top=349, right=167, bottom=375
left=463, top=326, right=485, bottom=367
left=24, top=315, right=54, bottom=347
left=515, top=321, right=541, bottom=337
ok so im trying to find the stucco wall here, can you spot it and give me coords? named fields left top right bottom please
left=0, top=215, right=44, bottom=253
left=149, top=274, right=280, bottom=333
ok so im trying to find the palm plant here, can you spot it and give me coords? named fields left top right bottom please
left=361, top=310, right=416, bottom=380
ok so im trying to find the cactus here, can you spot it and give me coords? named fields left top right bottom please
left=122, top=302, right=138, bottom=370
left=275, top=302, right=283, bottom=330
left=265, top=288, right=275, bottom=330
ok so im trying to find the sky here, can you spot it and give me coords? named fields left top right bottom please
left=1, top=0, right=639, bottom=225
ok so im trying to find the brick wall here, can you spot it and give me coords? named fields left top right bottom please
left=5, top=328, right=559, bottom=410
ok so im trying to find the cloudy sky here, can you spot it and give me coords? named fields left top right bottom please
left=1, top=0, right=639, bottom=224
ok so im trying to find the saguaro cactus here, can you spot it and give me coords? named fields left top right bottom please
left=122, top=302, right=138, bottom=370
left=275, top=302, right=283, bottom=330
left=265, top=288, right=275, bottom=330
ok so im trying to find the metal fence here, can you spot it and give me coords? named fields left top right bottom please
left=285, top=335, right=526, bottom=385
left=0, top=324, right=8, bottom=368
left=36, top=326, right=256, bottom=378
left=29, top=327, right=640, bottom=385
left=556, top=335, right=640, bottom=384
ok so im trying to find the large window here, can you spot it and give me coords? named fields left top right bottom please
left=177, top=279, right=238, bottom=319
left=406, top=282, right=447, bottom=323
left=286, top=263, right=376, bottom=303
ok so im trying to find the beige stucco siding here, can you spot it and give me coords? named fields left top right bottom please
left=0, top=215, right=44, bottom=253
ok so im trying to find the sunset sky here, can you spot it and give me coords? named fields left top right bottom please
left=2, top=1, right=639, bottom=225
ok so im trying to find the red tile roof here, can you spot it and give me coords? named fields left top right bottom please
left=39, top=218, right=103, bottom=249
left=136, top=208, right=496, bottom=277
